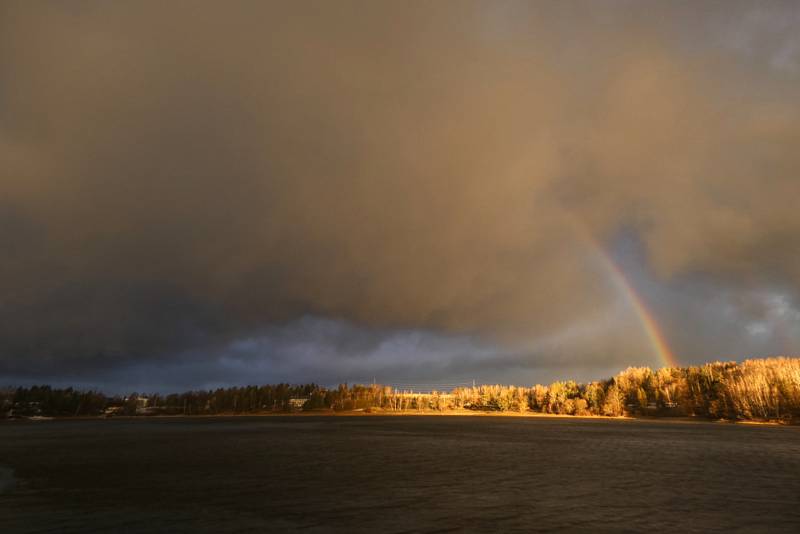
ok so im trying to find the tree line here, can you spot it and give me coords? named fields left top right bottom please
left=2, top=357, right=799, bottom=422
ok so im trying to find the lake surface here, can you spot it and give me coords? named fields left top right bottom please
left=1, top=416, right=799, bottom=532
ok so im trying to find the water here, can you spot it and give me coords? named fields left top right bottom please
left=1, top=416, right=799, bottom=532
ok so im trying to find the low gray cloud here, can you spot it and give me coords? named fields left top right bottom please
left=2, top=313, right=664, bottom=393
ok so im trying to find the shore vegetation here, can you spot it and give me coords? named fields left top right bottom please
left=3, top=357, right=799, bottom=423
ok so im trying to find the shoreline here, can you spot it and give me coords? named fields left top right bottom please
left=4, top=409, right=790, bottom=426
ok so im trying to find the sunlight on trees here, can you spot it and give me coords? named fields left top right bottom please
left=3, top=358, right=799, bottom=423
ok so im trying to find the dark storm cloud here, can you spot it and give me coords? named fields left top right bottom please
left=1, top=1, right=799, bottom=385
left=1, top=315, right=652, bottom=393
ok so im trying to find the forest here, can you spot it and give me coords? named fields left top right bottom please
left=3, top=357, right=799, bottom=423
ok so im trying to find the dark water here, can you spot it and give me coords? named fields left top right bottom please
left=1, top=416, right=799, bottom=532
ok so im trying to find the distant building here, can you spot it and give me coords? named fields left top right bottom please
left=288, top=398, right=308, bottom=411
left=3, top=401, right=42, bottom=418
left=122, top=395, right=162, bottom=415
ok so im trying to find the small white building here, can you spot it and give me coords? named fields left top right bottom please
left=288, top=398, right=308, bottom=411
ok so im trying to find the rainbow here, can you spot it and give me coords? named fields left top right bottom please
left=591, top=246, right=679, bottom=369
left=565, top=213, right=679, bottom=369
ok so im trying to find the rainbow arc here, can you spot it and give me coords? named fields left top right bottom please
left=592, top=246, right=679, bottom=368
left=567, top=217, right=679, bottom=369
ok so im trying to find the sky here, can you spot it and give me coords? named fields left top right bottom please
left=1, top=1, right=799, bottom=393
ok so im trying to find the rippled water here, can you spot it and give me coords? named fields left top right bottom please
left=1, top=416, right=799, bottom=532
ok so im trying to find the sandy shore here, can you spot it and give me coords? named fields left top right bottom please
left=4, top=409, right=789, bottom=425
left=91, top=409, right=790, bottom=425
left=305, top=409, right=786, bottom=425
